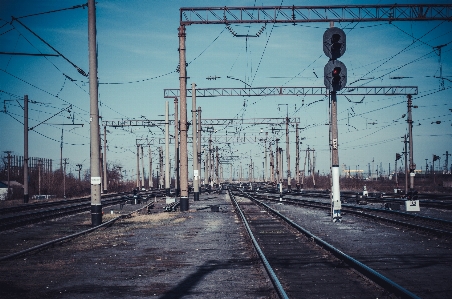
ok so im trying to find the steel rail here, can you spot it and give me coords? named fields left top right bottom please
left=0, top=196, right=128, bottom=231
left=343, top=207, right=452, bottom=237
left=0, top=201, right=154, bottom=262
left=260, top=193, right=452, bottom=236
left=0, top=192, right=128, bottom=215
left=239, top=190, right=422, bottom=299
left=228, top=189, right=289, bottom=299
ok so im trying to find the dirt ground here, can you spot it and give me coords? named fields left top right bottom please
left=0, top=194, right=277, bottom=299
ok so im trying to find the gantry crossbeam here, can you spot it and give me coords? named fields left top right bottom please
left=102, top=117, right=299, bottom=128
left=164, top=86, right=418, bottom=98
left=202, top=117, right=299, bottom=126
left=180, top=4, right=452, bottom=25
left=134, top=135, right=267, bottom=145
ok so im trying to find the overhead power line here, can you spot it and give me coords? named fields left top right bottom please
left=11, top=17, right=88, bottom=77
left=12, top=3, right=88, bottom=19
left=0, top=51, right=58, bottom=57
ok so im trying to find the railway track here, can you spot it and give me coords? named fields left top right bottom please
left=229, top=189, right=421, bottom=299
left=0, top=190, right=164, bottom=231
left=0, top=200, right=155, bottom=262
left=254, top=187, right=452, bottom=210
left=252, top=192, right=452, bottom=237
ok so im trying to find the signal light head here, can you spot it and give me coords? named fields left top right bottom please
left=324, top=60, right=347, bottom=91
left=323, top=27, right=346, bottom=60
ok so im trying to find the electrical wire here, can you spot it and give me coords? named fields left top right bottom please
left=12, top=3, right=88, bottom=19
left=356, top=21, right=446, bottom=86
left=0, top=68, right=88, bottom=113
left=11, top=17, right=88, bottom=77
left=3, top=111, right=87, bottom=146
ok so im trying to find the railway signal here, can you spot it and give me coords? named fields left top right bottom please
left=323, top=26, right=347, bottom=222
left=324, top=27, right=347, bottom=92
left=323, top=27, right=346, bottom=60
left=324, top=60, right=347, bottom=91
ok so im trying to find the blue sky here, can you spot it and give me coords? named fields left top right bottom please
left=1, top=0, right=451, bottom=181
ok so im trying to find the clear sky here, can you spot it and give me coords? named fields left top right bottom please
left=1, top=0, right=451, bottom=182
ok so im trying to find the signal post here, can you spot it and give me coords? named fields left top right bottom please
left=323, top=26, right=347, bottom=222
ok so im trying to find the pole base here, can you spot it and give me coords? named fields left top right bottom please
left=91, top=205, right=102, bottom=226
left=165, top=188, right=170, bottom=197
left=180, top=197, right=189, bottom=211
left=23, top=194, right=29, bottom=203
left=194, top=192, right=199, bottom=201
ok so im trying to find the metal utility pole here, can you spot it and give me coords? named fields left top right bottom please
left=197, top=106, right=202, bottom=190
left=136, top=145, right=140, bottom=188
left=103, top=125, right=108, bottom=192
left=208, top=129, right=213, bottom=186
left=192, top=83, right=199, bottom=201
left=215, top=146, right=219, bottom=184
left=395, top=158, right=399, bottom=187
left=279, top=147, right=283, bottom=198
left=249, top=157, right=254, bottom=183
left=63, top=158, right=68, bottom=198
left=275, top=139, right=280, bottom=185
left=285, top=114, right=291, bottom=191
left=407, top=95, right=416, bottom=191
left=178, top=25, right=189, bottom=211
left=99, top=151, right=103, bottom=193
left=149, top=146, right=153, bottom=189
left=302, top=147, right=308, bottom=188
left=277, top=144, right=282, bottom=186
left=174, top=97, right=179, bottom=195
left=403, top=135, right=408, bottom=194
left=264, top=132, right=268, bottom=182
left=88, top=0, right=101, bottom=226
left=60, top=128, right=63, bottom=173
left=159, top=147, right=164, bottom=189
left=269, top=143, right=274, bottom=183
left=331, top=91, right=341, bottom=221
left=295, top=123, right=300, bottom=190
left=24, top=95, right=29, bottom=203
left=204, top=150, right=209, bottom=185
left=165, top=101, right=170, bottom=196
left=141, top=145, right=145, bottom=189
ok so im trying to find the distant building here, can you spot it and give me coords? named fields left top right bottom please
left=0, top=181, right=23, bottom=200
left=0, top=181, right=7, bottom=200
